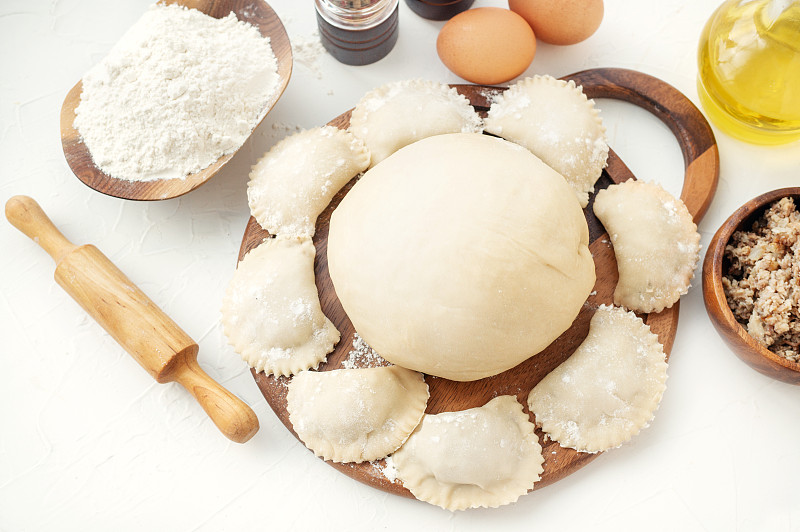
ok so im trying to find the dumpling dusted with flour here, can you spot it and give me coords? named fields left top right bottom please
left=484, top=75, right=608, bottom=207
left=527, top=305, right=667, bottom=453
left=287, top=366, right=429, bottom=463
left=593, top=180, right=700, bottom=313
left=248, top=126, right=370, bottom=238
left=220, top=236, right=339, bottom=377
left=392, top=395, right=544, bottom=511
left=348, top=79, right=483, bottom=167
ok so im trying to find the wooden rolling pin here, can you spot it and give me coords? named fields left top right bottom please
left=6, top=195, right=259, bottom=443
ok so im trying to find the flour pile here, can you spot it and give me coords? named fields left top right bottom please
left=74, top=4, right=279, bottom=182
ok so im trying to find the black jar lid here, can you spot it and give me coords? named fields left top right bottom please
left=404, top=0, right=475, bottom=20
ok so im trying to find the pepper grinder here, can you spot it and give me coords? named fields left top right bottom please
left=315, top=0, right=400, bottom=66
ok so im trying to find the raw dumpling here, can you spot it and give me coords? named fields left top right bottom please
left=287, top=366, right=429, bottom=463
left=483, top=75, right=608, bottom=207
left=248, top=126, right=370, bottom=238
left=348, top=79, right=482, bottom=167
left=527, top=305, right=667, bottom=453
left=392, top=395, right=544, bottom=511
left=220, top=236, right=339, bottom=377
left=593, top=180, right=700, bottom=313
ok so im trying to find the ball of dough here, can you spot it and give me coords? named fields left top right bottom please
left=327, top=133, right=595, bottom=381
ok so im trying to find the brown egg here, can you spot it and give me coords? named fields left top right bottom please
left=436, top=7, right=536, bottom=85
left=509, top=0, right=603, bottom=45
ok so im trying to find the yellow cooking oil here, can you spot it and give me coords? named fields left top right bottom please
left=697, top=0, right=800, bottom=144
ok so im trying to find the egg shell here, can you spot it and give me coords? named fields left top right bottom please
left=436, top=7, right=536, bottom=85
left=509, top=0, right=603, bottom=45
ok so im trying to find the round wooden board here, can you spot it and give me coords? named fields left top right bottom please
left=59, top=0, right=292, bottom=201
left=239, top=68, right=720, bottom=499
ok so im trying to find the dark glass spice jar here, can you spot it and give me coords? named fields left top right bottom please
left=315, top=0, right=400, bottom=66
left=404, top=0, right=474, bottom=20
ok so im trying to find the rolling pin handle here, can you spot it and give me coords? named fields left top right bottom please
left=5, top=195, right=78, bottom=264
left=166, top=353, right=260, bottom=444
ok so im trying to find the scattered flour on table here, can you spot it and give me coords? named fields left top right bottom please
left=74, top=4, right=279, bottom=182
left=270, top=122, right=303, bottom=138
left=291, top=30, right=325, bottom=80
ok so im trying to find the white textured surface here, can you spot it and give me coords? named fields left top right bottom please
left=1, top=1, right=799, bottom=530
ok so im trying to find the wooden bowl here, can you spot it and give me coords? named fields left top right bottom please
left=703, top=187, right=800, bottom=384
left=60, top=0, right=292, bottom=201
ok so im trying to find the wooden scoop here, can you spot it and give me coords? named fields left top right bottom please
left=5, top=195, right=259, bottom=443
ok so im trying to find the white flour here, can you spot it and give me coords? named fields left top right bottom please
left=291, top=30, right=325, bottom=80
left=341, top=333, right=389, bottom=369
left=75, top=4, right=279, bottom=182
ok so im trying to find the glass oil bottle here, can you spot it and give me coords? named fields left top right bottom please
left=697, top=0, right=800, bottom=144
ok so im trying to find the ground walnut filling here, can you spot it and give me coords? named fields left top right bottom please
left=723, top=197, right=800, bottom=363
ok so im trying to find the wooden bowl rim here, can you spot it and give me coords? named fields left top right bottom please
left=704, top=187, right=800, bottom=375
